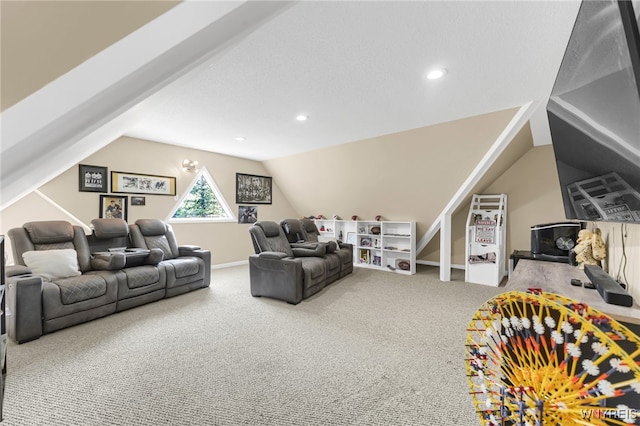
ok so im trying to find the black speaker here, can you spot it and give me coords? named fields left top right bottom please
left=530, top=222, right=584, bottom=261
left=584, top=265, right=633, bottom=307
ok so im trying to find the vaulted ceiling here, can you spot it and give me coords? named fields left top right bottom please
left=1, top=1, right=581, bottom=209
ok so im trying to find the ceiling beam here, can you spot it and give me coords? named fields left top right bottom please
left=1, top=1, right=293, bottom=210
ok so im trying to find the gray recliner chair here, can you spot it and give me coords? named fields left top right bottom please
left=248, top=221, right=327, bottom=304
left=7, top=220, right=120, bottom=343
left=128, top=219, right=211, bottom=297
left=88, top=218, right=167, bottom=311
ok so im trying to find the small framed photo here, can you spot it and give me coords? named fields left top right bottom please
left=359, top=249, right=370, bottom=264
left=238, top=205, right=258, bottom=224
left=79, top=164, right=108, bottom=192
left=346, top=232, right=356, bottom=246
left=361, top=237, right=372, bottom=247
left=99, top=195, right=128, bottom=221
left=131, top=196, right=146, bottom=206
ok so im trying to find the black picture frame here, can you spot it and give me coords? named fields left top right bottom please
left=99, top=195, right=128, bottom=221
left=238, top=205, right=258, bottom=224
left=131, top=196, right=146, bottom=206
left=236, top=173, right=272, bottom=204
left=79, top=164, right=108, bottom=193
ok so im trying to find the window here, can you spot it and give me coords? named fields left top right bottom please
left=168, top=168, right=235, bottom=222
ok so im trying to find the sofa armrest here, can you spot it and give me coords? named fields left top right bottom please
left=291, top=243, right=326, bottom=257
left=146, top=248, right=164, bottom=265
left=91, top=252, right=126, bottom=270
left=6, top=275, right=44, bottom=343
left=258, top=251, right=289, bottom=260
left=338, top=242, right=353, bottom=251
left=249, top=254, right=303, bottom=304
left=178, top=246, right=211, bottom=287
left=6, top=264, right=32, bottom=277
left=178, top=245, right=202, bottom=255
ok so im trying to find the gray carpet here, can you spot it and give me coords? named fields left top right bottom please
left=2, top=265, right=503, bottom=425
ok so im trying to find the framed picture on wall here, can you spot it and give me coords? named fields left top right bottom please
left=79, top=164, right=108, bottom=192
left=131, top=196, right=146, bottom=206
left=99, top=195, right=128, bottom=221
left=111, top=171, right=176, bottom=196
left=238, top=205, right=258, bottom=224
left=236, top=173, right=272, bottom=204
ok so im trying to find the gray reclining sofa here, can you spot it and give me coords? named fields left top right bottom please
left=248, top=219, right=353, bottom=304
left=5, top=218, right=210, bottom=343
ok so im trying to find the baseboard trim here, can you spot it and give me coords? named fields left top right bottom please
left=214, top=259, right=467, bottom=271
left=211, top=260, right=249, bottom=270
left=416, top=260, right=466, bottom=270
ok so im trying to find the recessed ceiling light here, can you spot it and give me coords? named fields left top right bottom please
left=426, top=68, right=447, bottom=80
left=296, top=114, right=309, bottom=122
left=235, top=136, right=246, bottom=142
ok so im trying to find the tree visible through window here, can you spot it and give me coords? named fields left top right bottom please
left=171, top=168, right=233, bottom=220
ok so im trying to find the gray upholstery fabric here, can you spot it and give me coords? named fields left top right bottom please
left=297, top=257, right=327, bottom=297
left=91, top=218, right=129, bottom=238
left=281, top=218, right=345, bottom=283
left=301, top=219, right=320, bottom=242
left=86, top=217, right=168, bottom=312
left=125, top=266, right=161, bottom=289
left=167, top=258, right=200, bottom=278
left=280, top=218, right=307, bottom=243
left=88, top=219, right=131, bottom=254
left=7, top=221, right=119, bottom=338
left=6, top=218, right=210, bottom=343
left=249, top=222, right=294, bottom=256
left=300, top=218, right=353, bottom=278
left=24, top=221, right=74, bottom=244
left=248, top=221, right=330, bottom=304
left=56, top=274, right=107, bottom=304
left=129, top=219, right=209, bottom=297
left=10, top=222, right=93, bottom=272
left=133, top=219, right=180, bottom=259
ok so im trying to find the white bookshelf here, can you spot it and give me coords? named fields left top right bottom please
left=314, top=219, right=416, bottom=275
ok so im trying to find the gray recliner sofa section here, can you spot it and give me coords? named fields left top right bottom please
left=299, top=218, right=353, bottom=278
left=248, top=220, right=353, bottom=304
left=6, top=219, right=210, bottom=343
left=129, top=219, right=211, bottom=297
left=88, top=218, right=167, bottom=312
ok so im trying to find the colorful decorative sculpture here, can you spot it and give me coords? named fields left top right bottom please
left=466, top=290, right=640, bottom=425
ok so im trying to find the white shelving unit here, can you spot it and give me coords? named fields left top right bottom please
left=314, top=219, right=416, bottom=275
left=465, top=194, right=507, bottom=286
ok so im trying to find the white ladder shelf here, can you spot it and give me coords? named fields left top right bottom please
left=465, top=194, right=507, bottom=286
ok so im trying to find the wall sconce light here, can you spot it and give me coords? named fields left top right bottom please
left=182, top=159, right=198, bottom=173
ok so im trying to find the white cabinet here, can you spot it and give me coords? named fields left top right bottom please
left=315, top=219, right=416, bottom=275
left=465, top=194, right=507, bottom=286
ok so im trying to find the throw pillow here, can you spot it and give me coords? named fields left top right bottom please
left=22, top=249, right=81, bottom=280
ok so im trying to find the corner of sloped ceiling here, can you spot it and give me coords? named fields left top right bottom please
left=262, top=106, right=522, bottom=230
left=421, top=121, right=536, bottom=265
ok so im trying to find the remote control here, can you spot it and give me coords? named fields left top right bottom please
left=583, top=281, right=596, bottom=289
left=570, top=279, right=582, bottom=286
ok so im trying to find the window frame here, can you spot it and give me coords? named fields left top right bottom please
left=167, top=167, right=236, bottom=224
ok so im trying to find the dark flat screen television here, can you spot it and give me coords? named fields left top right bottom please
left=547, top=0, right=640, bottom=223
